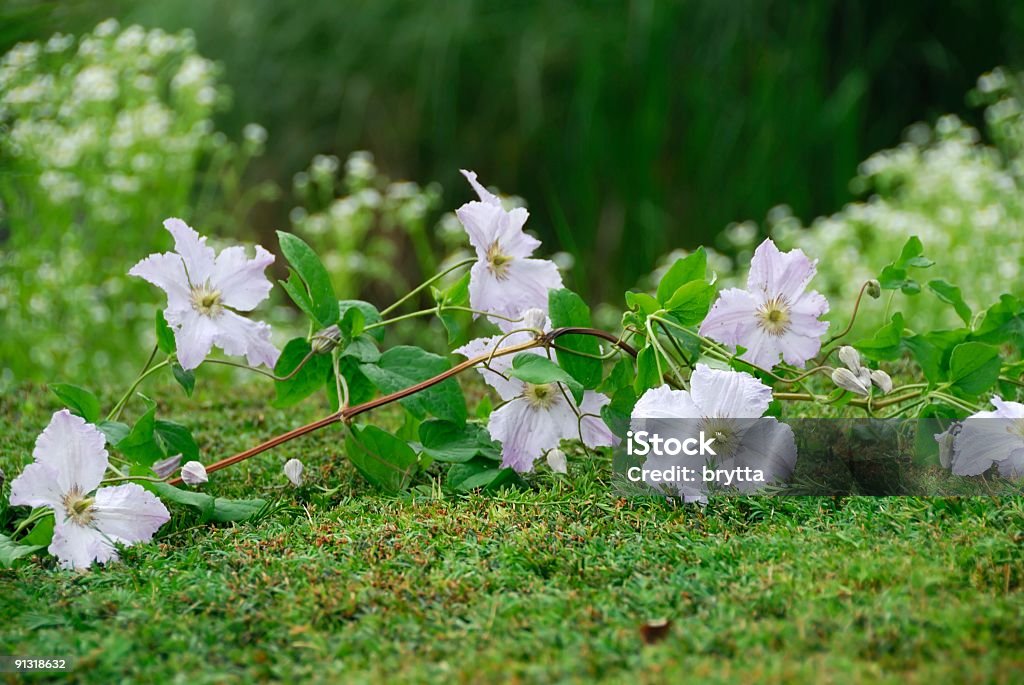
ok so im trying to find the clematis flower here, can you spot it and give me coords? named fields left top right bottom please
left=151, top=454, right=182, bottom=479
left=9, top=410, right=170, bottom=570
left=944, top=397, right=1024, bottom=478
left=631, top=365, right=797, bottom=499
left=454, top=333, right=616, bottom=472
left=456, top=170, right=563, bottom=329
left=129, top=218, right=280, bottom=371
left=700, top=239, right=829, bottom=370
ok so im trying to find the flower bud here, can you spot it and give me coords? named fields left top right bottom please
left=838, top=346, right=862, bottom=373
left=181, top=460, right=208, bottom=486
left=832, top=367, right=870, bottom=396
left=152, top=454, right=182, bottom=479
left=283, top=458, right=304, bottom=486
left=522, top=308, right=547, bottom=334
left=546, top=448, right=568, bottom=474
left=866, top=279, right=881, bottom=299
left=311, top=324, right=341, bottom=354
left=869, top=369, right=893, bottom=394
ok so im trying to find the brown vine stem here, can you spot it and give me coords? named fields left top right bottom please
left=169, top=328, right=638, bottom=484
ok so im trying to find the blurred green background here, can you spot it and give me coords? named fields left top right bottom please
left=2, top=0, right=1024, bottom=385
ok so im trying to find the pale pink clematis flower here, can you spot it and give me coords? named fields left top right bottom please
left=631, top=365, right=797, bottom=500
left=699, top=239, right=829, bottom=370
left=456, top=170, right=563, bottom=329
left=454, top=333, right=616, bottom=473
left=9, top=410, right=170, bottom=570
left=130, top=218, right=280, bottom=371
left=945, top=397, right=1024, bottom=478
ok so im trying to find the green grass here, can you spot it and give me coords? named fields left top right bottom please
left=1, top=379, right=1023, bottom=683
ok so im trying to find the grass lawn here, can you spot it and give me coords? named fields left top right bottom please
left=1, top=377, right=1023, bottom=683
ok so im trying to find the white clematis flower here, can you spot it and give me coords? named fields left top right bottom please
left=9, top=410, right=170, bottom=570
left=700, top=239, right=829, bottom=370
left=454, top=333, right=616, bottom=473
left=945, top=397, right=1024, bottom=478
left=456, top=170, right=563, bottom=329
left=631, top=365, right=797, bottom=500
left=129, top=218, right=280, bottom=371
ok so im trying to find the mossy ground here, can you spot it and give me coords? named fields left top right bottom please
left=1, top=377, right=1022, bottom=683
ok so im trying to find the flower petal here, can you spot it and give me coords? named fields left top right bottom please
left=579, top=392, right=618, bottom=447
left=632, top=385, right=700, bottom=421
left=92, top=483, right=170, bottom=543
left=689, top=364, right=772, bottom=419
left=127, top=252, right=191, bottom=309
left=163, top=218, right=215, bottom=285
left=456, top=202, right=503, bottom=256
left=699, top=288, right=760, bottom=346
left=719, top=419, right=797, bottom=492
left=31, top=409, right=108, bottom=495
left=493, top=207, right=539, bottom=259
left=211, top=310, right=280, bottom=369
left=9, top=462, right=66, bottom=513
left=166, top=308, right=218, bottom=371
left=453, top=332, right=535, bottom=401
left=494, top=258, right=562, bottom=317
left=489, top=397, right=574, bottom=472
left=210, top=244, right=275, bottom=311
left=746, top=238, right=818, bottom=302
left=49, top=521, right=117, bottom=570
left=952, top=419, right=1022, bottom=476
left=460, top=169, right=502, bottom=206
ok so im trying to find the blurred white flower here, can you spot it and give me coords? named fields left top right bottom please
left=283, top=458, right=304, bottom=487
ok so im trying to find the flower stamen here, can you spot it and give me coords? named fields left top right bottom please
left=190, top=283, right=223, bottom=317
left=523, top=382, right=559, bottom=410
left=486, top=242, right=514, bottom=280
left=62, top=488, right=95, bottom=526
left=756, top=296, right=791, bottom=336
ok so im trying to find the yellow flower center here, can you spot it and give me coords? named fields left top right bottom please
left=523, top=382, right=559, bottom=410
left=701, top=417, right=740, bottom=460
left=63, top=488, right=95, bottom=526
left=190, top=283, right=223, bottom=317
left=486, top=242, right=513, bottom=280
left=756, top=296, right=791, bottom=336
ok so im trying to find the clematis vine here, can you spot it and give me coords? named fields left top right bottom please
left=9, top=410, right=170, bottom=570
left=455, top=333, right=616, bottom=472
left=456, top=170, right=563, bottom=329
left=631, top=365, right=797, bottom=500
left=129, top=218, right=280, bottom=371
left=700, top=238, right=829, bottom=370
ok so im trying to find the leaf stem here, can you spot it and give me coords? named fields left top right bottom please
left=379, top=258, right=476, bottom=317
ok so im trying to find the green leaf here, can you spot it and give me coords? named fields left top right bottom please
left=656, top=247, right=707, bottom=303
left=96, top=420, right=130, bottom=445
left=277, top=231, right=339, bottom=326
left=506, top=353, right=584, bottom=405
left=345, top=424, right=420, bottom=493
left=634, top=345, right=662, bottom=393
left=148, top=482, right=266, bottom=523
left=274, top=338, right=332, bottom=408
left=155, top=309, right=176, bottom=354
left=338, top=300, right=385, bottom=342
left=171, top=363, right=196, bottom=397
left=340, top=335, right=380, bottom=363
left=115, top=400, right=161, bottom=465
left=948, top=342, right=1001, bottom=397
left=598, top=357, right=635, bottom=395
left=154, top=420, right=200, bottom=461
left=665, top=281, right=716, bottom=325
left=972, top=294, right=1024, bottom=348
left=280, top=268, right=316, bottom=320
left=418, top=420, right=499, bottom=463
left=927, top=280, right=972, bottom=325
left=901, top=335, right=945, bottom=384
left=854, top=313, right=905, bottom=361
left=0, top=533, right=44, bottom=568
left=49, top=383, right=100, bottom=423
left=446, top=459, right=517, bottom=492
left=625, top=291, right=661, bottom=316
left=548, top=288, right=602, bottom=389
left=330, top=356, right=376, bottom=411
left=601, top=385, right=637, bottom=439
left=895, top=236, right=933, bottom=269
left=878, top=237, right=932, bottom=294
left=360, top=346, right=467, bottom=424
left=435, top=271, right=472, bottom=345
left=22, top=515, right=54, bottom=547
left=340, top=306, right=365, bottom=340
